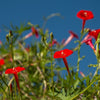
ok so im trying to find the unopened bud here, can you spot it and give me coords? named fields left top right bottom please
left=41, top=36, right=46, bottom=42
left=84, top=28, right=90, bottom=33
left=6, top=34, right=9, bottom=42
left=50, top=32, right=54, bottom=41
left=9, top=30, right=13, bottom=37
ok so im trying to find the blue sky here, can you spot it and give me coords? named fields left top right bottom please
left=0, top=0, right=100, bottom=76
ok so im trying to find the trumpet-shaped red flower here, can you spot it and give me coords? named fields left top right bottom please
left=54, top=49, right=73, bottom=76
left=5, top=66, right=25, bottom=92
left=88, top=29, right=100, bottom=40
left=81, top=28, right=91, bottom=44
left=63, top=31, right=78, bottom=46
left=22, top=26, right=39, bottom=40
left=77, top=10, right=94, bottom=31
left=23, top=32, right=33, bottom=39
left=82, top=38, right=96, bottom=52
left=77, top=10, right=94, bottom=20
left=31, top=26, right=39, bottom=38
left=0, top=59, right=5, bottom=67
left=49, top=39, right=59, bottom=47
left=0, top=59, right=5, bottom=75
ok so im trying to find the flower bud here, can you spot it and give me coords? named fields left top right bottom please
left=6, top=34, right=9, bottom=42
left=9, top=30, right=13, bottom=37
left=50, top=32, right=54, bottom=41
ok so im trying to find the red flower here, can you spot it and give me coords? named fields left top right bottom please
left=77, top=10, right=94, bottom=20
left=54, top=49, right=73, bottom=76
left=54, top=49, right=73, bottom=58
left=77, top=10, right=94, bottom=31
left=49, top=39, right=59, bottom=47
left=0, top=59, right=5, bottom=75
left=82, top=38, right=96, bottom=52
left=22, top=26, right=39, bottom=40
left=23, top=32, right=33, bottom=40
left=0, top=59, right=5, bottom=66
left=88, top=29, right=100, bottom=40
left=31, top=27, right=39, bottom=38
left=5, top=66, right=25, bottom=92
left=81, top=28, right=91, bottom=44
left=63, top=31, right=78, bottom=46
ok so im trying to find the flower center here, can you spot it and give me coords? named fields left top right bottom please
left=61, top=51, right=65, bottom=57
left=13, top=68, right=17, bottom=73
left=84, top=12, right=87, bottom=17
left=80, top=12, right=88, bottom=17
left=61, top=51, right=64, bottom=55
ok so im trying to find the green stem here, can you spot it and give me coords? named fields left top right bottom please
left=93, top=64, right=100, bottom=77
left=50, top=48, right=53, bottom=84
left=1, top=77, right=8, bottom=87
left=14, top=78, right=18, bottom=100
left=77, top=32, right=83, bottom=72
left=71, top=78, right=98, bottom=100
left=42, top=19, right=47, bottom=30
left=93, top=38, right=100, bottom=79
left=50, top=46, right=54, bottom=99
left=11, top=36, right=14, bottom=68
left=0, top=82, right=11, bottom=100
left=0, top=84, right=7, bottom=95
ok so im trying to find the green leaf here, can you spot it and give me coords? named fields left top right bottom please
left=74, top=79, right=80, bottom=89
left=88, top=64, right=98, bottom=67
left=74, top=40, right=80, bottom=43
left=78, top=56, right=85, bottom=61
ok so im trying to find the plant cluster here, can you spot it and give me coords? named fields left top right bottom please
left=0, top=10, right=100, bottom=100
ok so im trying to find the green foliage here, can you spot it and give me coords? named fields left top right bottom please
left=0, top=13, right=100, bottom=100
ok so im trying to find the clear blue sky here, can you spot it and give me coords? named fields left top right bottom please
left=0, top=0, right=100, bottom=76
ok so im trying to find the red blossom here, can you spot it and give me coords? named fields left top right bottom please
left=5, top=66, right=25, bottom=92
left=77, top=10, right=94, bottom=20
left=69, top=31, right=78, bottom=39
left=63, top=31, right=78, bottom=46
left=5, top=66, right=25, bottom=74
left=88, top=29, right=100, bottom=40
left=77, top=10, right=94, bottom=31
left=49, top=39, right=59, bottom=47
left=54, top=49, right=73, bottom=59
left=82, top=38, right=92, bottom=45
left=0, top=59, right=5, bottom=75
left=22, top=26, right=39, bottom=40
left=23, top=32, right=33, bottom=39
left=82, top=38, right=96, bottom=52
left=54, top=49, right=73, bottom=76
left=31, top=27, right=39, bottom=38
left=81, top=28, right=92, bottom=44
left=0, top=59, right=5, bottom=66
